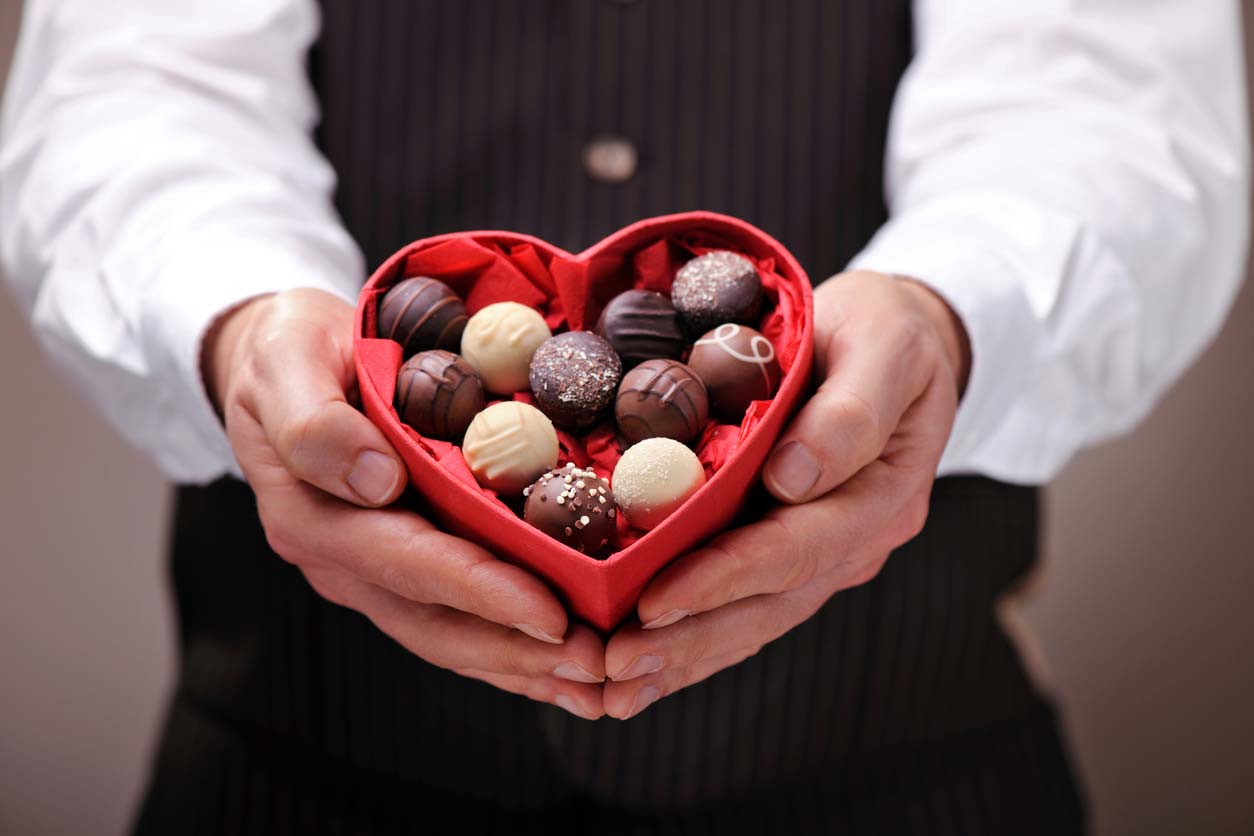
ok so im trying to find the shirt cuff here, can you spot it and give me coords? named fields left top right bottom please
left=849, top=192, right=1079, bottom=478
left=137, top=234, right=361, bottom=483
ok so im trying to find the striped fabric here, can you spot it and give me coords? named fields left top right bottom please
left=310, top=0, right=908, bottom=277
left=134, top=2, right=1085, bottom=832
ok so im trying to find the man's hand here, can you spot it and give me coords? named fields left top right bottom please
left=601, top=271, right=970, bottom=719
left=204, top=289, right=606, bottom=720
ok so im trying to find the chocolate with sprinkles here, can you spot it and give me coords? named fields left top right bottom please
left=671, top=250, right=763, bottom=335
left=523, top=464, right=618, bottom=555
left=528, top=331, right=623, bottom=431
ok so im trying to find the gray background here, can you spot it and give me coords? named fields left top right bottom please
left=1, top=2, right=1252, bottom=833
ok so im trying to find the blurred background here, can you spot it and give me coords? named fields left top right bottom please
left=1, top=2, right=1251, bottom=834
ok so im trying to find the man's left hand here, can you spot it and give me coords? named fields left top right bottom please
left=601, top=271, right=971, bottom=719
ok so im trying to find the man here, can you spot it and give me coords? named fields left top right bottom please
left=2, top=0, right=1248, bottom=832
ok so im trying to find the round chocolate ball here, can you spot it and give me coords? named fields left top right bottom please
left=595, top=289, right=687, bottom=367
left=612, top=438, right=707, bottom=531
left=687, top=323, right=781, bottom=421
left=529, top=332, right=623, bottom=432
left=462, top=401, right=559, bottom=494
left=614, top=359, right=709, bottom=446
left=377, top=276, right=467, bottom=358
left=460, top=302, right=552, bottom=394
left=523, top=464, right=618, bottom=555
left=394, top=350, right=485, bottom=441
left=671, top=251, right=763, bottom=335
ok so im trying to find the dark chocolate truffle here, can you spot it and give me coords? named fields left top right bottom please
left=529, top=332, right=623, bottom=431
left=614, top=360, right=709, bottom=445
left=596, top=290, right=687, bottom=367
left=378, top=276, right=468, bottom=358
left=687, top=324, right=781, bottom=421
left=523, top=464, right=618, bottom=555
left=671, top=251, right=763, bottom=335
left=395, top=350, right=485, bottom=440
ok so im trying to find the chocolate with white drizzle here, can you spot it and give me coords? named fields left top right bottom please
left=686, top=323, right=781, bottom=421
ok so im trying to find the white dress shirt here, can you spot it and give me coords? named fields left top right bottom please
left=1, top=0, right=1248, bottom=485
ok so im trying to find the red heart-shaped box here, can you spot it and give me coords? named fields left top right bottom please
left=354, top=212, right=813, bottom=631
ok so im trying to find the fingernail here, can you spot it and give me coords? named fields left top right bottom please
left=612, top=654, right=663, bottom=681
left=642, top=609, right=690, bottom=630
left=764, top=441, right=821, bottom=503
left=555, top=694, right=597, bottom=721
left=348, top=450, right=400, bottom=505
left=553, top=662, right=603, bottom=683
left=513, top=623, right=564, bottom=644
left=624, top=685, right=660, bottom=720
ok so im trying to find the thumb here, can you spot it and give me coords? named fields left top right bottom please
left=762, top=331, right=926, bottom=505
left=234, top=301, right=408, bottom=508
left=268, top=394, right=407, bottom=508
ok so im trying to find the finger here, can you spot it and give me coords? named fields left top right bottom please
left=637, top=460, right=909, bottom=626
left=613, top=574, right=831, bottom=685
left=262, top=481, right=570, bottom=641
left=762, top=313, right=931, bottom=505
left=453, top=669, right=605, bottom=721
left=603, top=645, right=762, bottom=720
left=320, top=567, right=605, bottom=681
left=241, top=312, right=406, bottom=508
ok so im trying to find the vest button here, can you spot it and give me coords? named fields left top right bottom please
left=582, top=136, right=638, bottom=184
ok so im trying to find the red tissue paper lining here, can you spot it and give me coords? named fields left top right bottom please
left=354, top=212, right=813, bottom=631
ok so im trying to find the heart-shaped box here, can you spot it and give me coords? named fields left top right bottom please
left=355, top=212, right=813, bottom=631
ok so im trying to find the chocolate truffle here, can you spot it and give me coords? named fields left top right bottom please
left=529, top=332, right=623, bottom=432
left=614, top=359, right=709, bottom=445
left=394, top=350, right=485, bottom=440
left=687, top=323, right=781, bottom=421
left=377, top=277, right=467, bottom=358
left=523, top=464, right=618, bottom=555
left=595, top=290, right=687, bottom=367
left=460, top=302, right=552, bottom=394
left=671, top=251, right=763, bottom=335
left=612, top=438, right=707, bottom=531
left=462, top=401, right=559, bottom=494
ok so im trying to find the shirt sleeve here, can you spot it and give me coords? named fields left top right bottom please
left=0, top=0, right=364, bottom=483
left=850, top=0, right=1251, bottom=483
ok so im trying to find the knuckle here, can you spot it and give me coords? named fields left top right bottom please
left=387, top=530, right=449, bottom=603
left=896, top=495, right=931, bottom=543
left=258, top=505, right=301, bottom=564
left=850, top=554, right=890, bottom=588
left=274, top=412, right=319, bottom=469
left=783, top=547, right=821, bottom=591
left=766, top=516, right=821, bottom=591
left=829, top=386, right=881, bottom=445
left=303, top=569, right=347, bottom=607
left=374, top=557, right=419, bottom=601
left=704, top=542, right=747, bottom=604
left=672, top=618, right=714, bottom=666
left=461, top=552, right=511, bottom=600
left=497, top=639, right=542, bottom=677
left=263, top=526, right=297, bottom=563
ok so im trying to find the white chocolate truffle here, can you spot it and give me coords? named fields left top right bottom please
left=460, top=302, right=552, bottom=394
left=611, top=438, right=707, bottom=530
left=462, top=401, right=560, bottom=494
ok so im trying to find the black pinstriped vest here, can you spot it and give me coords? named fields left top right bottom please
left=137, top=3, right=1084, bottom=832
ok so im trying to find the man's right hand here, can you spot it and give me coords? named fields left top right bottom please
left=202, top=288, right=605, bottom=720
